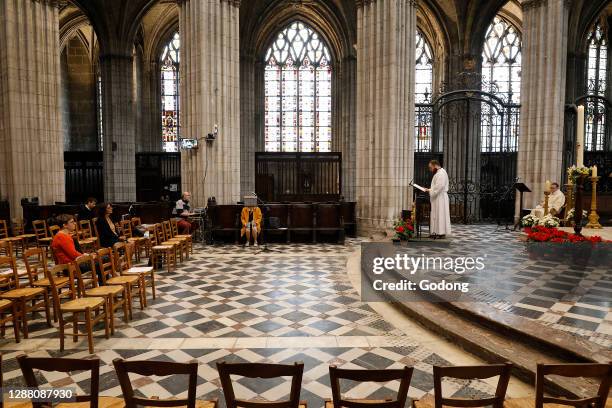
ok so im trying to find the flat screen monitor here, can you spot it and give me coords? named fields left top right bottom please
left=180, top=138, right=198, bottom=150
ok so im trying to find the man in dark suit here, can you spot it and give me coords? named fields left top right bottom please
left=78, top=197, right=97, bottom=221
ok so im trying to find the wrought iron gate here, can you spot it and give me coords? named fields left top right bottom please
left=415, top=89, right=519, bottom=223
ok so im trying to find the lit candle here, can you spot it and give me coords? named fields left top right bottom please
left=576, top=105, right=585, bottom=168
left=545, top=180, right=551, bottom=193
left=592, top=165, right=597, bottom=178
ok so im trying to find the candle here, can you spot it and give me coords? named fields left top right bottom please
left=592, top=165, right=597, bottom=178
left=545, top=180, right=551, bottom=193
left=576, top=105, right=585, bottom=168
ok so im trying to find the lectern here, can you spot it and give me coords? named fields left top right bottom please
left=513, top=182, right=531, bottom=230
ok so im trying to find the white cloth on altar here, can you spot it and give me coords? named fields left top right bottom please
left=531, top=189, right=566, bottom=218
left=429, top=168, right=451, bottom=236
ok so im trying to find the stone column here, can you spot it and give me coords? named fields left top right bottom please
left=99, top=54, right=137, bottom=201
left=139, top=60, right=162, bottom=152
left=240, top=54, right=256, bottom=196
left=179, top=0, right=241, bottom=205
left=0, top=0, right=64, bottom=218
left=333, top=55, right=357, bottom=201
left=355, top=0, right=416, bottom=234
left=518, top=0, right=569, bottom=213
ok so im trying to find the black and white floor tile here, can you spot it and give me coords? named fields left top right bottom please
left=0, top=238, right=496, bottom=407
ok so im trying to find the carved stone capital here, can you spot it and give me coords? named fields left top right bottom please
left=220, top=0, right=241, bottom=7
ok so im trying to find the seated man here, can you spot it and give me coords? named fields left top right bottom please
left=77, top=197, right=97, bottom=221
left=531, top=182, right=566, bottom=218
left=173, top=192, right=196, bottom=234
left=241, top=199, right=262, bottom=247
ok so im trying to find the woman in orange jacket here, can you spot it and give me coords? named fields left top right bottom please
left=240, top=205, right=262, bottom=246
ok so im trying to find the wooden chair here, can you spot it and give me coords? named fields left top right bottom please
left=0, top=257, right=20, bottom=342
left=315, top=204, right=345, bottom=244
left=217, top=361, right=305, bottom=408
left=263, top=204, right=290, bottom=243
left=48, top=225, right=60, bottom=238
left=327, top=365, right=413, bottom=408
left=98, top=247, right=145, bottom=318
left=0, top=220, right=27, bottom=258
left=505, top=363, right=611, bottom=408
left=150, top=224, right=177, bottom=273
left=170, top=218, right=193, bottom=256
left=162, top=221, right=187, bottom=262
left=75, top=254, right=129, bottom=335
left=22, top=247, right=70, bottom=322
left=120, top=220, right=148, bottom=262
left=47, top=264, right=109, bottom=354
left=114, top=242, right=156, bottom=302
left=32, top=220, right=52, bottom=256
left=414, top=363, right=512, bottom=408
left=18, top=354, right=125, bottom=408
left=77, top=220, right=99, bottom=252
left=0, top=252, right=52, bottom=339
left=114, top=358, right=217, bottom=408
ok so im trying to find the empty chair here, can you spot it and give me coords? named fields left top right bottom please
left=414, top=363, right=512, bottom=408
left=32, top=220, right=52, bottom=255
left=97, top=247, right=144, bottom=319
left=18, top=354, right=124, bottom=408
left=327, top=365, right=413, bottom=408
left=217, top=361, right=305, bottom=408
left=209, top=205, right=241, bottom=243
left=505, top=363, right=611, bottom=408
left=114, top=242, right=156, bottom=302
left=114, top=358, right=217, bottom=408
left=75, top=254, right=129, bottom=335
left=263, top=204, right=290, bottom=243
left=47, top=264, right=110, bottom=354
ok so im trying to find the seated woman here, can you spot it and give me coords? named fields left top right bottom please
left=96, top=202, right=126, bottom=249
left=240, top=204, right=262, bottom=247
left=51, top=214, right=83, bottom=265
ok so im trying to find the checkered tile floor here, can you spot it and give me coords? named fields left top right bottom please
left=401, top=225, right=612, bottom=348
left=0, top=238, right=496, bottom=407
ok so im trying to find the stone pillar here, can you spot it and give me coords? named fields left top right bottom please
left=179, top=0, right=241, bottom=205
left=0, top=0, right=64, bottom=217
left=355, top=0, right=416, bottom=234
left=139, top=60, right=162, bottom=152
left=240, top=54, right=256, bottom=196
left=99, top=54, right=137, bottom=201
left=518, top=0, right=569, bottom=212
left=333, top=55, right=357, bottom=201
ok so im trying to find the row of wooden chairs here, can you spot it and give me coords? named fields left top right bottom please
left=4, top=355, right=611, bottom=408
left=0, top=242, right=155, bottom=353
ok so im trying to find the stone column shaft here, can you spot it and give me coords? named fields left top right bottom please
left=99, top=54, right=137, bottom=201
left=240, top=55, right=256, bottom=196
left=356, top=0, right=416, bottom=233
left=518, top=0, right=569, bottom=212
left=0, top=0, right=64, bottom=217
left=179, top=0, right=241, bottom=205
left=334, top=56, right=357, bottom=201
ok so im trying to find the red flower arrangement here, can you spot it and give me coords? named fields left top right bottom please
left=393, top=218, right=415, bottom=240
left=525, top=225, right=608, bottom=244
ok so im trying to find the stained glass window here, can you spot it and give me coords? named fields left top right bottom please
left=264, top=21, right=332, bottom=152
left=97, top=72, right=103, bottom=151
left=585, top=22, right=607, bottom=151
left=415, top=30, right=434, bottom=152
left=481, top=16, right=522, bottom=152
left=161, top=32, right=180, bottom=152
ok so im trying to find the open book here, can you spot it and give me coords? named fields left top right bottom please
left=412, top=183, right=427, bottom=192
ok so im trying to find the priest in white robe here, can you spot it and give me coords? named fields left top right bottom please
left=531, top=182, right=565, bottom=218
left=425, top=160, right=451, bottom=238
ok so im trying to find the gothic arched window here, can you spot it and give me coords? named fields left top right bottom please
left=585, top=22, right=608, bottom=151
left=264, top=21, right=332, bottom=152
left=415, top=30, right=434, bottom=152
left=161, top=32, right=180, bottom=152
left=481, top=16, right=522, bottom=152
